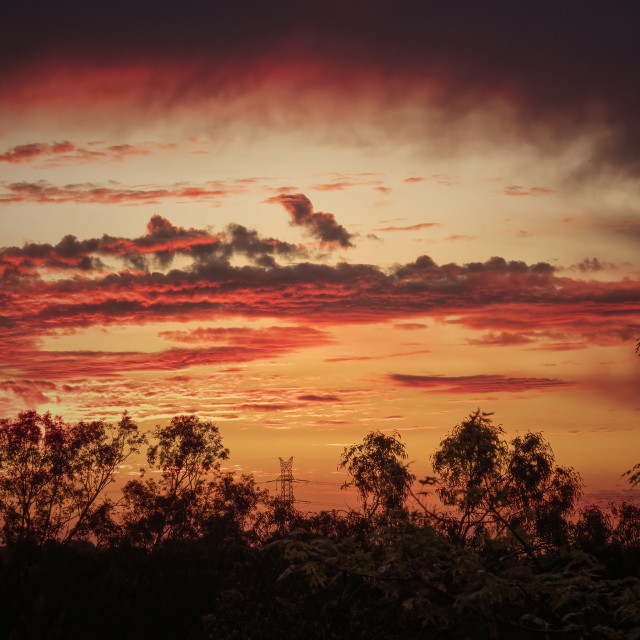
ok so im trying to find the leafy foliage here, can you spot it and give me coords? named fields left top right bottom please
left=0, top=410, right=143, bottom=548
left=119, top=415, right=232, bottom=547
left=623, top=462, right=640, bottom=489
left=339, top=430, right=414, bottom=520
left=0, top=408, right=638, bottom=639
left=431, top=409, right=582, bottom=551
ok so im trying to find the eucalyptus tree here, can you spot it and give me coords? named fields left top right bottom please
left=0, top=410, right=144, bottom=549
left=119, top=414, right=230, bottom=548
left=339, top=430, right=415, bottom=521
left=431, top=410, right=582, bottom=551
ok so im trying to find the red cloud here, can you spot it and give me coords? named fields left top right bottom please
left=448, top=305, right=640, bottom=350
left=467, top=329, right=594, bottom=351
left=389, top=373, right=572, bottom=393
left=4, top=326, right=332, bottom=379
left=0, top=380, right=56, bottom=406
left=310, top=182, right=358, bottom=191
left=445, top=234, right=475, bottom=241
left=4, top=257, right=640, bottom=346
left=0, top=141, right=176, bottom=166
left=0, top=181, right=239, bottom=205
left=2, top=223, right=640, bottom=372
left=467, top=331, right=534, bottom=346
left=0, top=141, right=74, bottom=163
left=159, top=325, right=330, bottom=350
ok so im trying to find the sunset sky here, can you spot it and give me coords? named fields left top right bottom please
left=2, top=0, right=640, bottom=508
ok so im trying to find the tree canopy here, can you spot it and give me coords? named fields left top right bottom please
left=0, top=410, right=144, bottom=548
left=0, top=408, right=638, bottom=639
left=339, top=430, right=414, bottom=520
left=431, top=409, right=582, bottom=550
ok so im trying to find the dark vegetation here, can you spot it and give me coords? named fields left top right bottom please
left=0, top=410, right=639, bottom=639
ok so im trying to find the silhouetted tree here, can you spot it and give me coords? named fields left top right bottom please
left=118, top=415, right=230, bottom=548
left=610, top=501, right=640, bottom=547
left=0, top=410, right=143, bottom=549
left=1, top=408, right=639, bottom=639
left=574, top=504, right=613, bottom=549
left=339, top=430, right=414, bottom=520
left=625, top=464, right=640, bottom=488
left=431, top=409, right=582, bottom=550
left=204, top=472, right=270, bottom=543
left=432, top=409, right=507, bottom=544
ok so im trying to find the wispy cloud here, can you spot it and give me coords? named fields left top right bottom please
left=0, top=141, right=176, bottom=167
left=502, top=185, right=555, bottom=197
left=374, top=223, right=439, bottom=232
left=5, top=326, right=332, bottom=379
left=389, top=373, right=573, bottom=394
left=393, top=323, right=428, bottom=330
left=0, top=180, right=241, bottom=205
left=325, top=349, right=431, bottom=363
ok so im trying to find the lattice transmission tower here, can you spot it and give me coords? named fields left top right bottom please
left=277, top=456, right=295, bottom=504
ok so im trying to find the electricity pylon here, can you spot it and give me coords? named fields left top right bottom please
left=277, top=456, right=295, bottom=505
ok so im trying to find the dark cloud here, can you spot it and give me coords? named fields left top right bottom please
left=235, top=403, right=294, bottom=412
left=223, top=223, right=306, bottom=266
left=3, top=258, right=639, bottom=340
left=605, top=217, right=640, bottom=244
left=3, top=2, right=639, bottom=177
left=297, top=394, right=341, bottom=402
left=393, top=254, right=555, bottom=282
left=269, top=193, right=354, bottom=248
left=0, top=215, right=304, bottom=277
left=1, top=223, right=639, bottom=373
left=567, top=257, right=616, bottom=273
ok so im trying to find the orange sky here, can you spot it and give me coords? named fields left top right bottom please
left=2, top=0, right=640, bottom=508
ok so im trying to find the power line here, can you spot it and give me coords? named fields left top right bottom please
left=226, top=457, right=280, bottom=464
